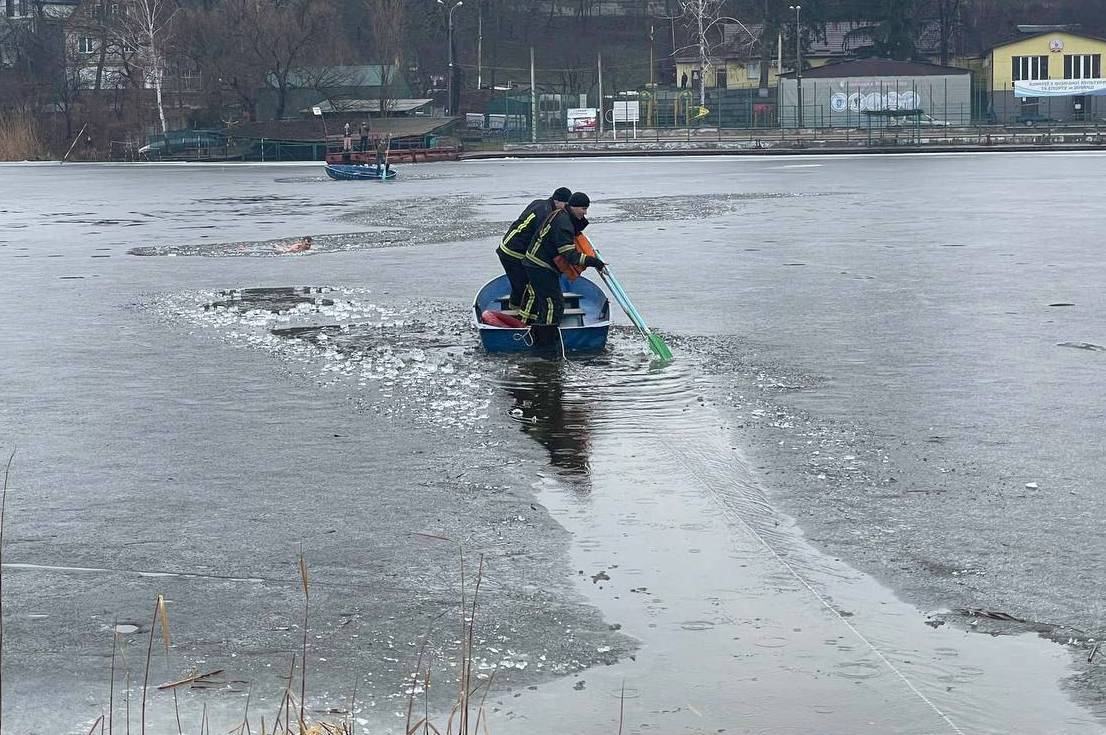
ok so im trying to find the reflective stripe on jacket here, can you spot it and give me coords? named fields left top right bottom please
left=498, top=198, right=553, bottom=259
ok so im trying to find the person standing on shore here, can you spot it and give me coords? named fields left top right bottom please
left=496, top=187, right=572, bottom=310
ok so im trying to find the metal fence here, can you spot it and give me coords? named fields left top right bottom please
left=462, top=79, right=1106, bottom=150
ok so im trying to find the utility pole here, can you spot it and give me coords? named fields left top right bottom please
left=476, top=1, right=482, bottom=89
left=438, top=0, right=464, bottom=115
left=597, top=52, right=604, bottom=136
left=530, top=46, right=537, bottom=143
left=789, top=4, right=802, bottom=128
left=649, top=24, right=655, bottom=126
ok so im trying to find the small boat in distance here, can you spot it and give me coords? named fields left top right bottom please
left=473, top=274, right=610, bottom=353
left=324, top=163, right=396, bottom=181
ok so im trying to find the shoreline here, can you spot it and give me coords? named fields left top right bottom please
left=461, top=141, right=1106, bottom=159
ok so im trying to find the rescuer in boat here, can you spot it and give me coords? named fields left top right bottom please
left=519, top=191, right=606, bottom=341
left=497, top=187, right=572, bottom=310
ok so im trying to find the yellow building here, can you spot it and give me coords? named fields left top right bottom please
left=674, top=22, right=870, bottom=93
left=983, top=30, right=1106, bottom=123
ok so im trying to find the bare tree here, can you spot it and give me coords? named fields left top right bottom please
left=365, top=0, right=405, bottom=116
left=178, top=1, right=265, bottom=122
left=116, top=0, right=178, bottom=132
left=674, top=0, right=752, bottom=107
left=253, top=0, right=338, bottom=119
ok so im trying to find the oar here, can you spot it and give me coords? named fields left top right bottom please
left=592, top=251, right=673, bottom=361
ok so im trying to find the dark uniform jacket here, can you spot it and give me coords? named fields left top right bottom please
left=524, top=209, right=590, bottom=272
left=499, top=198, right=554, bottom=259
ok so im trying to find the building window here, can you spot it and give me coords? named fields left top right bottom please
left=1064, top=54, right=1101, bottom=79
left=745, top=62, right=760, bottom=79
left=78, top=37, right=98, bottom=54
left=1012, top=55, right=1049, bottom=81
left=715, top=67, right=727, bottom=88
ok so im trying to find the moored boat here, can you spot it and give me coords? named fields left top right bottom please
left=473, top=274, right=610, bottom=353
left=324, top=163, right=397, bottom=181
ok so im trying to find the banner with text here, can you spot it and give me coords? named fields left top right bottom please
left=1014, top=78, right=1106, bottom=97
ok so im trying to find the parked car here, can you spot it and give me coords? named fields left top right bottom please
left=1016, top=112, right=1058, bottom=127
left=886, top=113, right=951, bottom=127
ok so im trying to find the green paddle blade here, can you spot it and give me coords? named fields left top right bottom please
left=647, top=332, right=673, bottom=361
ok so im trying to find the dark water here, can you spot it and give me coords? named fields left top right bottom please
left=0, top=157, right=1103, bottom=734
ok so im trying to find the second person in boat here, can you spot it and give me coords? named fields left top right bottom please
left=497, top=186, right=572, bottom=311
left=520, top=191, right=606, bottom=336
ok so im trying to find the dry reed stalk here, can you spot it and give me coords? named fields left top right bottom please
left=299, top=553, right=310, bottom=731
left=157, top=669, right=224, bottom=690
left=461, top=556, right=485, bottom=735
left=109, top=628, right=119, bottom=735
left=0, top=113, right=45, bottom=160
left=1, top=448, right=14, bottom=735
left=456, top=552, right=466, bottom=735
left=125, top=662, right=132, bottom=735
left=347, top=681, right=356, bottom=735
left=472, top=665, right=498, bottom=735
left=140, top=595, right=171, bottom=734
left=85, top=714, right=105, bottom=735
left=153, top=600, right=181, bottom=735
left=241, top=684, right=253, bottom=735
left=423, top=668, right=432, bottom=735
left=617, top=681, right=625, bottom=735
left=273, top=654, right=295, bottom=733
left=405, top=631, right=432, bottom=734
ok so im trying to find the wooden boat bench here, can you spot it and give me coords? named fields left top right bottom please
left=496, top=292, right=583, bottom=311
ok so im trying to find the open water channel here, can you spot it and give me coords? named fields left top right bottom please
left=0, top=154, right=1103, bottom=734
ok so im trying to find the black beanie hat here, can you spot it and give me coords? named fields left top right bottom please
left=552, top=187, right=572, bottom=202
left=568, top=192, right=590, bottom=207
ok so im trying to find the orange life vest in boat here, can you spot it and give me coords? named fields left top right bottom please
left=553, top=232, right=597, bottom=281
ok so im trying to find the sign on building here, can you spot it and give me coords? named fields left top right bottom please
left=1014, top=78, right=1106, bottom=97
left=567, top=108, right=598, bottom=132
left=827, top=82, right=920, bottom=113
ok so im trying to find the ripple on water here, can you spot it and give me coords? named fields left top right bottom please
left=679, top=620, right=716, bottom=631
left=833, top=659, right=882, bottom=680
left=754, top=635, right=791, bottom=648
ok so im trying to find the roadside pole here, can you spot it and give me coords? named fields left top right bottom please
left=598, top=53, right=604, bottom=137
left=530, top=47, right=537, bottom=143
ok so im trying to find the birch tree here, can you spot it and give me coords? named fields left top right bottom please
left=117, top=0, right=177, bottom=133
left=674, top=0, right=752, bottom=107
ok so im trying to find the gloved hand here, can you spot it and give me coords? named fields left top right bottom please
left=584, top=255, right=606, bottom=270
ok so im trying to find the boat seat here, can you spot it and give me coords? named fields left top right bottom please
left=496, top=293, right=582, bottom=310
left=560, top=308, right=586, bottom=327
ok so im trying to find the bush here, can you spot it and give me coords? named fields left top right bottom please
left=0, top=110, right=47, bottom=160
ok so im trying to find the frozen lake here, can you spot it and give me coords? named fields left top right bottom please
left=0, top=154, right=1103, bottom=734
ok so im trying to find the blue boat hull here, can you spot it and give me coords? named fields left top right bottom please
left=324, top=163, right=396, bottom=181
left=473, top=274, right=610, bottom=354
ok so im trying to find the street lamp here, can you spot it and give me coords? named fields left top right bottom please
left=438, top=0, right=463, bottom=116
left=789, top=4, right=803, bottom=128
